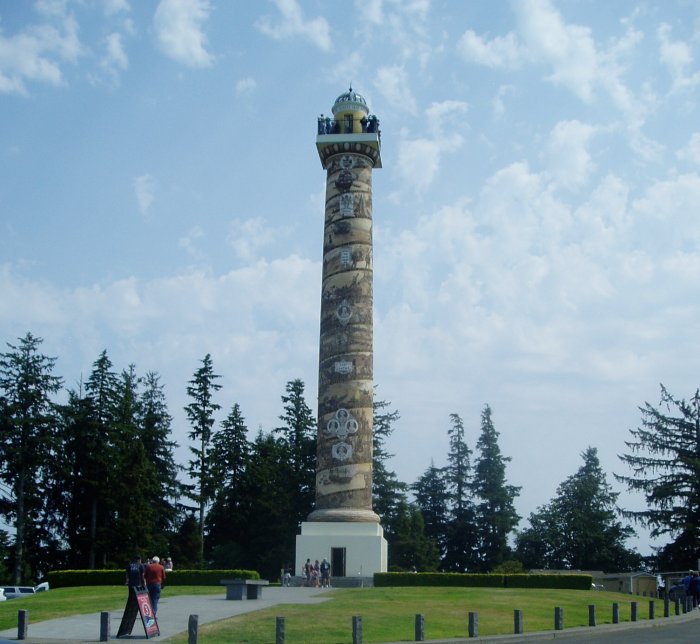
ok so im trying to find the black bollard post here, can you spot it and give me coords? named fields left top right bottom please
left=612, top=602, right=619, bottom=624
left=554, top=607, right=564, bottom=631
left=649, top=599, right=655, bottom=620
left=468, top=611, right=478, bottom=638
left=188, top=614, right=199, bottom=644
left=100, top=611, right=110, bottom=641
left=17, top=609, right=28, bottom=640
left=674, top=596, right=680, bottom=615
left=352, top=615, right=363, bottom=644
left=664, top=595, right=670, bottom=618
left=414, top=614, right=425, bottom=641
left=276, top=616, right=285, bottom=644
left=631, top=601, right=638, bottom=622
left=588, top=604, right=596, bottom=627
left=513, top=609, right=523, bottom=634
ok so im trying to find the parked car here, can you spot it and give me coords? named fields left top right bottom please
left=1, top=582, right=49, bottom=600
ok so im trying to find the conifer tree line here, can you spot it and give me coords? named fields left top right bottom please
left=0, top=332, right=697, bottom=583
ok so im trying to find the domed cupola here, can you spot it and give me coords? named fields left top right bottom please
left=332, top=86, right=369, bottom=117
left=316, top=86, right=382, bottom=168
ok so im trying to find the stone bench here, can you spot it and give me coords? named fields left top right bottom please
left=220, top=578, right=269, bottom=600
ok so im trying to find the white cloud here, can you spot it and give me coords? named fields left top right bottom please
left=395, top=100, right=468, bottom=193
left=515, top=0, right=598, bottom=102
left=154, top=0, right=214, bottom=68
left=0, top=12, right=82, bottom=95
left=103, top=0, right=131, bottom=16
left=543, top=120, right=597, bottom=190
left=492, top=85, right=515, bottom=118
left=226, top=217, right=285, bottom=261
left=657, top=23, right=698, bottom=90
left=395, top=137, right=442, bottom=194
left=97, top=32, right=128, bottom=84
left=357, top=0, right=384, bottom=25
left=677, top=133, right=700, bottom=165
left=178, top=226, right=205, bottom=259
left=133, top=174, right=155, bottom=215
left=256, top=0, right=332, bottom=52
left=235, top=77, right=256, bottom=96
left=373, top=65, right=416, bottom=113
left=457, top=30, right=521, bottom=69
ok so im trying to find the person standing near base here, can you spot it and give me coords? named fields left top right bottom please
left=145, top=555, right=166, bottom=615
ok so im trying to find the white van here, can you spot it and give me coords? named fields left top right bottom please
left=1, top=582, right=49, bottom=600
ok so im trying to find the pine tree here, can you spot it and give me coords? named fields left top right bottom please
left=82, top=351, right=121, bottom=568
left=372, top=397, right=408, bottom=541
left=138, top=371, right=180, bottom=548
left=616, top=385, right=700, bottom=569
left=471, top=405, right=520, bottom=571
left=443, top=413, right=477, bottom=572
left=206, top=402, right=251, bottom=566
left=241, top=430, right=296, bottom=578
left=518, top=447, right=639, bottom=571
left=184, top=354, right=222, bottom=564
left=390, top=501, right=440, bottom=571
left=412, top=461, right=450, bottom=560
left=0, top=333, right=62, bottom=583
left=274, top=379, right=316, bottom=528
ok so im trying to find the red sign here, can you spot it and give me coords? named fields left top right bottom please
left=136, top=590, right=160, bottom=637
left=117, top=588, right=160, bottom=639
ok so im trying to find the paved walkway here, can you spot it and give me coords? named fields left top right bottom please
left=0, top=588, right=698, bottom=642
left=0, top=586, right=333, bottom=642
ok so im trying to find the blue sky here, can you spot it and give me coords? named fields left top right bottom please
left=2, top=0, right=700, bottom=555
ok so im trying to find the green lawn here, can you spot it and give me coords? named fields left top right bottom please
left=0, top=586, right=221, bottom=631
left=0, top=586, right=668, bottom=643
left=163, top=587, right=663, bottom=643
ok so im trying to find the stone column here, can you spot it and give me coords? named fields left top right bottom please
left=308, top=150, right=379, bottom=523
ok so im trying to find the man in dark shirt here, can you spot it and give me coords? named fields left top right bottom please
left=125, top=555, right=145, bottom=591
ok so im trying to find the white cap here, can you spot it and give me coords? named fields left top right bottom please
left=152, top=556, right=160, bottom=563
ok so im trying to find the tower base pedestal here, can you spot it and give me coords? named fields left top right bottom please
left=296, top=521, right=387, bottom=580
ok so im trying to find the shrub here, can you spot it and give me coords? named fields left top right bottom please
left=374, top=572, right=592, bottom=591
left=47, top=568, right=260, bottom=589
left=374, top=573, right=504, bottom=588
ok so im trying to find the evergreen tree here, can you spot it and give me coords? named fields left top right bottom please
left=372, top=397, right=408, bottom=543
left=206, top=402, right=250, bottom=567
left=471, top=405, right=520, bottom=571
left=616, top=385, right=700, bottom=569
left=138, top=371, right=180, bottom=548
left=82, top=350, right=121, bottom=568
left=517, top=447, right=640, bottom=571
left=389, top=501, right=440, bottom=572
left=53, top=388, right=99, bottom=568
left=443, top=413, right=477, bottom=572
left=109, top=366, right=151, bottom=559
left=184, top=354, right=222, bottom=564
left=412, top=461, right=450, bottom=560
left=240, top=430, right=296, bottom=578
left=274, top=379, right=316, bottom=528
left=0, top=333, right=62, bottom=583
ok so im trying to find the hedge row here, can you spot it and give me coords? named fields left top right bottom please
left=374, top=572, right=592, bottom=591
left=47, top=568, right=260, bottom=589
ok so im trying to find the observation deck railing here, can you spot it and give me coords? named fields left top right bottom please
left=317, top=115, right=380, bottom=136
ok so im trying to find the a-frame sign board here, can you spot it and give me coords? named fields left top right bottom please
left=117, top=587, right=160, bottom=638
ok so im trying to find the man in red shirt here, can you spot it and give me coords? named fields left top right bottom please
left=144, top=556, right=167, bottom=615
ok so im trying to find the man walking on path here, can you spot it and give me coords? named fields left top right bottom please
left=125, top=555, right=145, bottom=592
left=145, top=555, right=166, bottom=614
